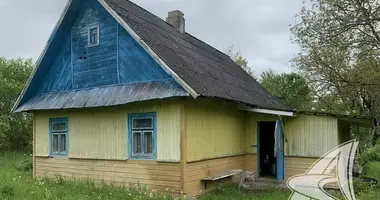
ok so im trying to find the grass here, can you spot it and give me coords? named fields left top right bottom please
left=199, top=185, right=290, bottom=200
left=1, top=153, right=380, bottom=199
left=0, top=153, right=179, bottom=200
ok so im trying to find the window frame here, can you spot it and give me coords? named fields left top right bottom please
left=128, top=113, right=156, bottom=160
left=87, top=24, right=100, bottom=47
left=49, top=118, right=68, bottom=157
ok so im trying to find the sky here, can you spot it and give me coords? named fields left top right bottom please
left=0, top=0, right=304, bottom=75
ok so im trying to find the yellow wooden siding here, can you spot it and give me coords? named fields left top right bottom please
left=185, top=99, right=245, bottom=162
left=284, top=114, right=339, bottom=157
left=245, top=113, right=279, bottom=154
left=34, top=100, right=181, bottom=161
left=35, top=114, right=50, bottom=157
left=35, top=157, right=181, bottom=192
left=185, top=155, right=246, bottom=196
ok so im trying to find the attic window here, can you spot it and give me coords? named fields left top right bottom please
left=88, top=24, right=99, bottom=46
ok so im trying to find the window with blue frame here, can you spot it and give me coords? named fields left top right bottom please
left=88, top=24, right=99, bottom=46
left=49, top=118, right=68, bottom=156
left=128, top=113, right=156, bottom=159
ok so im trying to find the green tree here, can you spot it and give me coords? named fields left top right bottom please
left=291, top=0, right=380, bottom=145
left=260, top=69, right=313, bottom=110
left=224, top=45, right=255, bottom=77
left=0, top=57, right=33, bottom=152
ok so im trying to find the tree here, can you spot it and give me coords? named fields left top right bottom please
left=260, top=69, right=313, bottom=110
left=224, top=45, right=255, bottom=77
left=0, top=58, right=33, bottom=152
left=291, top=0, right=380, bottom=145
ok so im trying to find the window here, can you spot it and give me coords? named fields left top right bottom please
left=128, top=113, right=156, bottom=159
left=49, top=118, right=68, bottom=156
left=87, top=24, right=99, bottom=46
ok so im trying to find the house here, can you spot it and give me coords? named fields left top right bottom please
left=13, top=0, right=374, bottom=197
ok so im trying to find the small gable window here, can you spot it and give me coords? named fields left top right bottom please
left=128, top=113, right=156, bottom=160
left=88, top=24, right=99, bottom=46
left=49, top=118, right=68, bottom=156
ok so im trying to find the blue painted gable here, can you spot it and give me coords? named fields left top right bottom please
left=16, top=0, right=177, bottom=110
left=118, top=26, right=170, bottom=84
left=40, top=0, right=170, bottom=94
left=71, top=1, right=118, bottom=89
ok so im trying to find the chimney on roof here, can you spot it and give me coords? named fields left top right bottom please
left=166, top=10, right=185, bottom=33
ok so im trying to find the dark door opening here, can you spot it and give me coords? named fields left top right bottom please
left=259, top=122, right=276, bottom=178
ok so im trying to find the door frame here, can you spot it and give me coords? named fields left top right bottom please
left=256, top=121, right=284, bottom=181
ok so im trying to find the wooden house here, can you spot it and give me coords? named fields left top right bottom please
left=13, top=0, right=374, bottom=197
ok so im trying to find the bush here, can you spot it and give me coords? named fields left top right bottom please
left=358, top=144, right=380, bottom=175
left=0, top=58, right=34, bottom=152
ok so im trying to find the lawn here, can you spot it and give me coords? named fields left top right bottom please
left=0, top=153, right=379, bottom=200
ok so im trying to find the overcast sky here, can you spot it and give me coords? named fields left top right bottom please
left=0, top=0, right=303, bottom=75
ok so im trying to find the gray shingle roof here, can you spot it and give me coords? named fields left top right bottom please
left=107, top=0, right=291, bottom=111
left=15, top=79, right=187, bottom=112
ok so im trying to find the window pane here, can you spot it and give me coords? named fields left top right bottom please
left=90, top=27, right=98, bottom=44
left=144, top=131, right=153, bottom=154
left=60, top=134, right=66, bottom=152
left=52, top=134, right=59, bottom=153
left=52, top=122, right=67, bottom=132
left=133, top=118, right=153, bottom=129
left=133, top=131, right=142, bottom=155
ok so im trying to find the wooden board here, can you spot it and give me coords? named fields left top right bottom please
left=185, top=155, right=246, bottom=196
left=35, top=157, right=181, bottom=193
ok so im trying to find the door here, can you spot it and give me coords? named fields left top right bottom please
left=275, top=120, right=284, bottom=182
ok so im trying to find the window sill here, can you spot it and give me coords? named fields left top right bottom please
left=49, top=154, right=68, bottom=158
left=128, top=156, right=156, bottom=161
left=86, top=43, right=99, bottom=48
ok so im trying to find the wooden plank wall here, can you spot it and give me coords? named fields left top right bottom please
left=185, top=155, right=246, bottom=196
left=284, top=156, right=318, bottom=180
left=34, top=100, right=181, bottom=161
left=246, top=154, right=257, bottom=172
left=284, top=114, right=339, bottom=157
left=38, top=0, right=173, bottom=95
left=185, top=99, right=245, bottom=162
left=71, top=1, right=118, bottom=89
left=35, top=157, right=181, bottom=192
left=284, top=156, right=338, bottom=188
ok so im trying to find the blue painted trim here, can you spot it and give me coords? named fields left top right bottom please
left=257, top=122, right=261, bottom=177
left=275, top=120, right=284, bottom=182
left=127, top=112, right=157, bottom=160
left=49, top=117, right=69, bottom=157
left=116, top=21, right=120, bottom=84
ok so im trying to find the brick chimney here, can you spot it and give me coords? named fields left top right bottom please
left=166, top=10, right=185, bottom=33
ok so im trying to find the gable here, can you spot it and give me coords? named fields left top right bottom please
left=14, top=0, right=185, bottom=112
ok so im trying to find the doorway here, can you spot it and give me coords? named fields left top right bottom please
left=258, top=122, right=276, bottom=178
